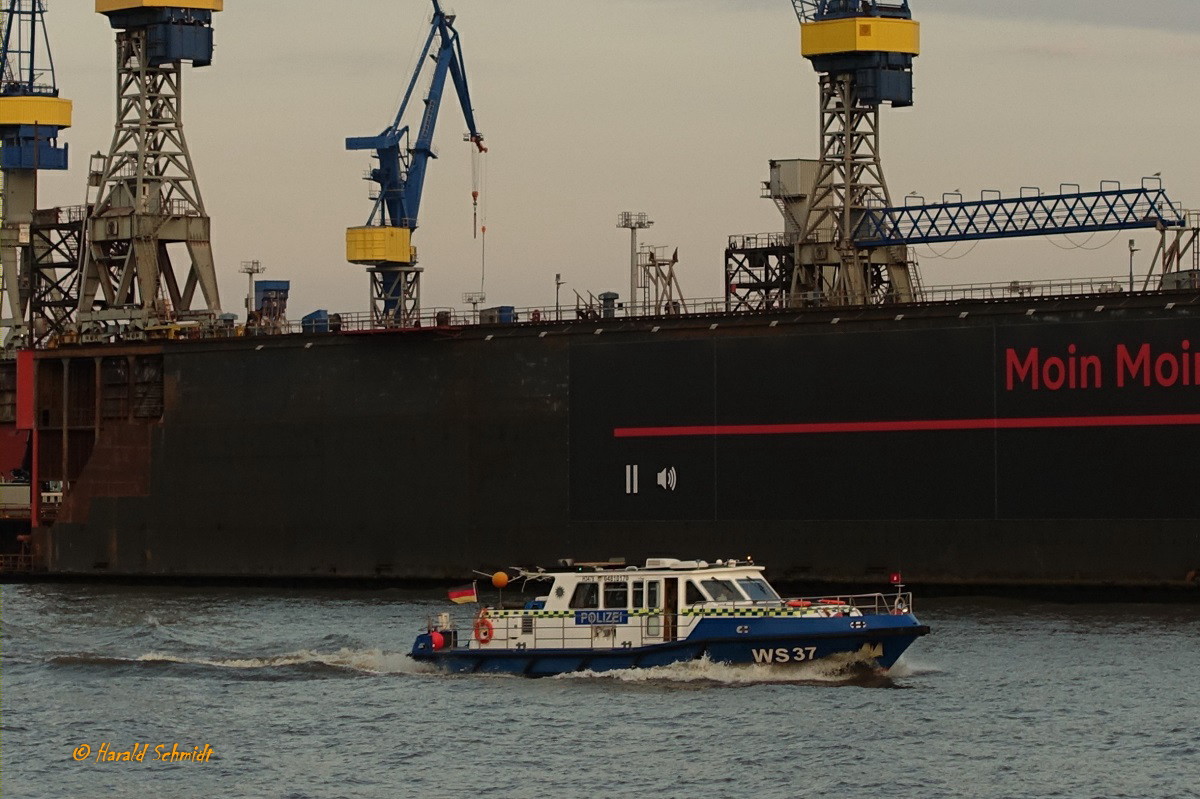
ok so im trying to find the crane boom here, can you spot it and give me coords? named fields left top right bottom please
left=350, top=2, right=484, bottom=229
left=856, top=183, right=1186, bottom=248
left=346, top=0, right=485, bottom=328
left=791, top=0, right=818, bottom=22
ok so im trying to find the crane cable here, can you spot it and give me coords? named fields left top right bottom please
left=472, top=144, right=488, bottom=292
left=471, top=145, right=480, bottom=239
left=1045, top=231, right=1120, bottom=252
left=920, top=230, right=1120, bottom=260
left=917, top=241, right=980, bottom=260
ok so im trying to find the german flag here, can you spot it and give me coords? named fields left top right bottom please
left=448, top=583, right=477, bottom=604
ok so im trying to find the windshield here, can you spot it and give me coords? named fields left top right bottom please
left=701, top=579, right=745, bottom=602
left=569, top=583, right=599, bottom=609
left=737, top=577, right=779, bottom=602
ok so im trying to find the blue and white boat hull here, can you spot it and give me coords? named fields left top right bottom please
left=411, top=613, right=929, bottom=677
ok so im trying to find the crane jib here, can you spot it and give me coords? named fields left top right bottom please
left=346, top=2, right=484, bottom=237
left=344, top=0, right=486, bottom=325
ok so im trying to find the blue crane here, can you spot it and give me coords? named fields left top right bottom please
left=346, top=0, right=486, bottom=326
left=0, top=0, right=72, bottom=348
left=0, top=1, right=71, bottom=173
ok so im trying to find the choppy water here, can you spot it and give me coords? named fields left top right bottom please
left=2, top=584, right=1198, bottom=798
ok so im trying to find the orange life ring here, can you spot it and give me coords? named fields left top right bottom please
left=473, top=615, right=494, bottom=644
left=786, top=600, right=812, bottom=608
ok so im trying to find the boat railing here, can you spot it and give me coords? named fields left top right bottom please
left=468, top=610, right=683, bottom=652
left=489, top=613, right=652, bottom=651
left=462, top=592, right=912, bottom=651
left=783, top=591, right=913, bottom=615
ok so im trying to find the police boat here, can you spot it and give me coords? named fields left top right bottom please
left=410, top=558, right=930, bottom=676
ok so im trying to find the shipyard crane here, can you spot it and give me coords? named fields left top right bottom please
left=727, top=1, right=1191, bottom=312
left=0, top=0, right=72, bottom=348
left=77, top=0, right=223, bottom=342
left=346, top=0, right=486, bottom=329
left=787, top=0, right=920, bottom=307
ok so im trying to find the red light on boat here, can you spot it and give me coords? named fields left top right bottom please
left=890, top=571, right=903, bottom=585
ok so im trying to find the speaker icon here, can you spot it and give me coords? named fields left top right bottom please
left=656, top=467, right=678, bottom=492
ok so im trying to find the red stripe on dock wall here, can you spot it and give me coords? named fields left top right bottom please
left=15, top=349, right=35, bottom=431
left=613, top=413, right=1200, bottom=439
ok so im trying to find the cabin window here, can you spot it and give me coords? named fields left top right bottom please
left=737, top=578, right=779, bottom=602
left=701, top=579, right=744, bottom=602
left=603, top=580, right=629, bottom=609
left=632, top=580, right=645, bottom=608
left=685, top=580, right=708, bottom=605
left=569, top=583, right=599, bottom=609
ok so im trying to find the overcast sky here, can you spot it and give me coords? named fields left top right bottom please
left=36, top=0, right=1200, bottom=316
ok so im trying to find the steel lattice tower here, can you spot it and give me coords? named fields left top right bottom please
left=0, top=0, right=73, bottom=348
left=78, top=1, right=222, bottom=339
left=788, top=1, right=919, bottom=307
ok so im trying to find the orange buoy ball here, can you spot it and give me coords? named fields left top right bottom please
left=491, top=571, right=509, bottom=589
left=429, top=631, right=445, bottom=651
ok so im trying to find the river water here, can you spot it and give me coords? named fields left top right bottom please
left=2, top=583, right=1197, bottom=798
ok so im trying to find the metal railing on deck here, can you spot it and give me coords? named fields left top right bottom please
left=271, top=303, right=732, bottom=336
left=0, top=553, right=32, bottom=573
left=128, top=263, right=1182, bottom=348
left=727, top=232, right=803, bottom=250
left=458, top=592, right=912, bottom=651
left=920, top=275, right=1130, bottom=303
left=788, top=591, right=913, bottom=615
left=282, top=271, right=1161, bottom=336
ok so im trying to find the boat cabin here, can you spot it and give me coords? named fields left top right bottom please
left=462, top=558, right=864, bottom=652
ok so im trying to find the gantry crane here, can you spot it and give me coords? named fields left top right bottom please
left=78, top=0, right=223, bottom=341
left=725, top=1, right=1189, bottom=313
left=0, top=0, right=72, bottom=348
left=346, top=0, right=486, bottom=329
left=789, top=0, right=920, bottom=306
